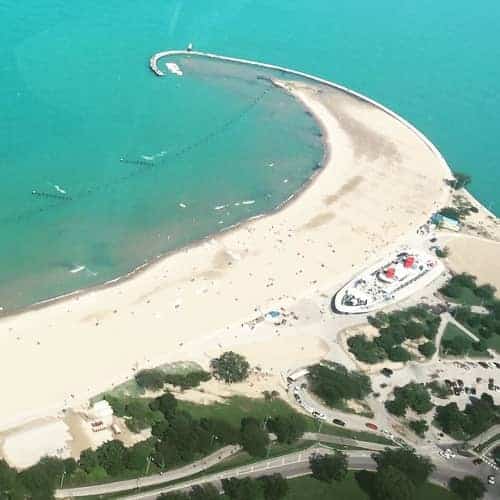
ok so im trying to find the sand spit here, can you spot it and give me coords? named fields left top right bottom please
left=0, top=79, right=451, bottom=430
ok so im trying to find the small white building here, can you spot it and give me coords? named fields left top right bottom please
left=87, top=400, right=114, bottom=432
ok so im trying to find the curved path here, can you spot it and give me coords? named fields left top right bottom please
left=115, top=445, right=499, bottom=500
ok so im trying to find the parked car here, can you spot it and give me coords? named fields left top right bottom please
left=381, top=368, right=393, bottom=377
left=472, top=458, right=483, bottom=465
left=488, top=475, right=495, bottom=485
left=365, top=422, right=378, bottom=431
left=332, top=418, right=346, bottom=427
left=494, top=362, right=500, bottom=369
left=312, top=410, right=326, bottom=420
left=479, top=362, right=489, bottom=368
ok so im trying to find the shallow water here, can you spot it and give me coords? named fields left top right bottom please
left=1, top=0, right=499, bottom=310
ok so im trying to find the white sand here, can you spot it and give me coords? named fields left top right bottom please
left=1, top=419, right=71, bottom=468
left=0, top=80, right=451, bottom=431
left=445, top=235, right=500, bottom=295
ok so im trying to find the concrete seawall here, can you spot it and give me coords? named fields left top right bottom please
left=150, top=49, right=453, bottom=181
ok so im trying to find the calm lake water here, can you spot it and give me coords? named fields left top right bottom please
left=1, top=0, right=498, bottom=310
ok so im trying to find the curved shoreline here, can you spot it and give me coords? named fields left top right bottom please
left=151, top=50, right=451, bottom=176
left=0, top=48, right=450, bottom=318
left=0, top=50, right=474, bottom=430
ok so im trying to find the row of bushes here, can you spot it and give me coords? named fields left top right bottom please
left=134, top=351, right=251, bottom=392
left=435, top=393, right=499, bottom=440
left=307, top=362, right=372, bottom=407
left=347, top=305, right=440, bottom=364
left=385, top=383, right=433, bottom=418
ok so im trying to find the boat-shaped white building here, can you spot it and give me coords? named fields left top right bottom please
left=334, top=249, right=444, bottom=314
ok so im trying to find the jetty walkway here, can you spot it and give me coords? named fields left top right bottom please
left=148, top=49, right=452, bottom=181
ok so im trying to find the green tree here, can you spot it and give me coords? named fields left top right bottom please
left=267, top=414, right=306, bottom=444
left=388, top=345, right=411, bottom=362
left=347, top=334, right=387, bottom=364
left=260, top=474, right=289, bottom=500
left=0, top=459, right=24, bottom=499
left=418, top=341, right=436, bottom=358
left=222, top=477, right=262, bottom=500
left=409, top=419, right=429, bottom=437
left=126, top=398, right=164, bottom=432
left=240, top=417, right=269, bottom=457
left=19, top=457, right=66, bottom=500
left=373, top=448, right=435, bottom=487
left=310, top=452, right=348, bottom=483
left=372, top=465, right=416, bottom=500
left=78, top=448, right=99, bottom=473
left=449, top=476, right=486, bottom=500
left=95, top=440, right=128, bottom=475
left=385, top=397, right=407, bottom=416
left=150, top=391, right=178, bottom=419
left=442, top=335, right=471, bottom=356
left=126, top=440, right=155, bottom=472
left=307, top=362, right=372, bottom=407
left=190, top=483, right=219, bottom=500
left=135, top=368, right=166, bottom=390
left=210, top=352, right=250, bottom=383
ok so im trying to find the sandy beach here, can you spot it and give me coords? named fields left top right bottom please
left=0, top=78, right=452, bottom=431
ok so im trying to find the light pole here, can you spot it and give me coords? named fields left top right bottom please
left=145, top=455, right=152, bottom=475
left=60, top=469, right=66, bottom=489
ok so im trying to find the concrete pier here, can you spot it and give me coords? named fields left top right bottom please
left=148, top=49, right=452, bottom=179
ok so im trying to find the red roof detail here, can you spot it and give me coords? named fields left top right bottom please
left=404, top=256, right=415, bottom=268
left=385, top=267, right=396, bottom=278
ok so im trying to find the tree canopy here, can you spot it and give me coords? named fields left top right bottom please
left=449, top=475, right=486, bottom=500
left=307, top=362, right=372, bottom=407
left=373, top=448, right=435, bottom=487
left=210, top=351, right=250, bottom=383
left=310, top=452, right=348, bottom=483
left=266, top=414, right=306, bottom=444
left=385, top=383, right=433, bottom=417
left=240, top=417, right=270, bottom=457
left=222, top=477, right=262, bottom=500
left=372, top=465, right=416, bottom=500
left=259, top=474, right=289, bottom=500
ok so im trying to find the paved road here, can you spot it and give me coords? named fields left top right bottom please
left=56, top=432, right=389, bottom=498
left=117, top=445, right=500, bottom=500
left=469, top=424, right=500, bottom=447
left=55, top=445, right=240, bottom=498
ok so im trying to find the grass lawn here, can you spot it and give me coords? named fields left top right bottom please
left=440, top=323, right=491, bottom=358
left=177, top=396, right=392, bottom=446
left=218, top=472, right=459, bottom=500
left=485, top=334, right=500, bottom=353
left=443, top=287, right=485, bottom=307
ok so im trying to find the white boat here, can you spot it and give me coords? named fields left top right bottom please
left=166, top=62, right=183, bottom=76
left=334, top=249, right=444, bottom=314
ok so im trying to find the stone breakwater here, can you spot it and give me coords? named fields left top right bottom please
left=149, top=49, right=452, bottom=180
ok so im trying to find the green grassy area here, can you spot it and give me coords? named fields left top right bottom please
left=218, top=473, right=459, bottom=500
left=177, top=396, right=392, bottom=445
left=91, top=361, right=204, bottom=401
left=443, top=287, right=485, bottom=307
left=485, top=334, right=500, bottom=353
left=440, top=323, right=491, bottom=358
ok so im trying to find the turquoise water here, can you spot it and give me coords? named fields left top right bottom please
left=1, top=1, right=499, bottom=311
